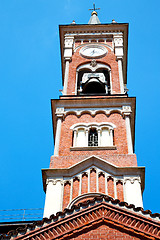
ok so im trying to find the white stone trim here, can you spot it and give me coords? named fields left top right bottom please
left=43, top=161, right=144, bottom=217
left=71, top=122, right=116, bottom=148
left=76, top=62, right=111, bottom=73
left=124, top=177, right=143, bottom=208
left=63, top=60, right=70, bottom=95
left=74, top=42, right=114, bottom=53
left=54, top=117, right=62, bottom=156
left=117, top=57, right=124, bottom=94
left=123, top=107, right=133, bottom=154
left=70, top=122, right=116, bottom=130
left=43, top=179, right=63, bottom=218
left=64, top=106, right=131, bottom=119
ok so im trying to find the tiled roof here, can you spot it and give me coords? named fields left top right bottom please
left=1, top=196, right=160, bottom=239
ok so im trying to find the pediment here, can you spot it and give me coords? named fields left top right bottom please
left=42, top=155, right=145, bottom=192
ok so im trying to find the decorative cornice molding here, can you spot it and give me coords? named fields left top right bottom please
left=6, top=196, right=160, bottom=240
left=58, top=105, right=132, bottom=119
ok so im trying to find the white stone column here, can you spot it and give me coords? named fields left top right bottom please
left=98, top=129, right=101, bottom=146
left=109, top=70, right=113, bottom=94
left=63, top=60, right=70, bottom=95
left=70, top=179, right=73, bottom=202
left=54, top=108, right=64, bottom=156
left=73, top=129, right=77, bottom=147
left=105, top=173, right=108, bottom=195
left=124, top=178, right=143, bottom=207
left=75, top=71, right=78, bottom=95
left=43, top=179, right=63, bottom=218
left=124, top=113, right=133, bottom=154
left=117, top=57, right=124, bottom=94
left=113, top=34, right=124, bottom=94
left=85, top=129, right=89, bottom=147
left=63, top=36, right=74, bottom=95
left=110, top=129, right=113, bottom=146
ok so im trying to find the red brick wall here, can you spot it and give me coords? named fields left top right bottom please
left=51, top=112, right=135, bottom=168
left=107, top=177, right=114, bottom=198
left=99, top=173, right=105, bottom=194
left=50, top=154, right=137, bottom=169
left=90, top=169, right=96, bottom=192
left=59, top=113, right=128, bottom=156
left=71, top=223, right=141, bottom=240
left=67, top=45, right=120, bottom=95
left=81, top=173, right=88, bottom=195
left=63, top=182, right=71, bottom=209
left=116, top=181, right=124, bottom=202
left=72, top=178, right=79, bottom=200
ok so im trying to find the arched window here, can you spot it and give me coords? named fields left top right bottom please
left=76, top=128, right=86, bottom=147
left=101, top=127, right=113, bottom=146
left=88, top=128, right=98, bottom=146
left=71, top=123, right=115, bottom=149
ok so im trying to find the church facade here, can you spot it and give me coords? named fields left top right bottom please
left=2, top=8, right=160, bottom=240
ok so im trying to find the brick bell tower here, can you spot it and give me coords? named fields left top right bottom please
left=42, top=8, right=145, bottom=219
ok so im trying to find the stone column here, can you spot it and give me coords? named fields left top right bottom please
left=63, top=36, right=74, bottom=95
left=124, top=178, right=143, bottom=207
left=54, top=108, right=64, bottom=156
left=63, top=59, right=70, bottom=95
left=110, top=129, right=114, bottom=146
left=124, top=113, right=133, bottom=154
left=70, top=179, right=73, bottom=202
left=113, top=34, right=124, bottom=94
left=85, top=129, right=89, bottom=147
left=43, top=179, right=63, bottom=218
left=73, top=129, right=77, bottom=147
left=117, top=57, right=124, bottom=94
left=98, top=129, right=101, bottom=146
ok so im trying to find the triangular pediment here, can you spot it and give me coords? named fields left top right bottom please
left=4, top=196, right=160, bottom=239
left=42, top=155, right=145, bottom=192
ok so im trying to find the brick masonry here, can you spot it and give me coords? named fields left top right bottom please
left=67, top=44, right=121, bottom=95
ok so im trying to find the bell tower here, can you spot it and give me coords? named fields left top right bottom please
left=42, top=8, right=145, bottom=218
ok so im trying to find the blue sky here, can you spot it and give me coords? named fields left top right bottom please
left=0, top=0, right=160, bottom=220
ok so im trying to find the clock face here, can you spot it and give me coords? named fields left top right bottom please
left=80, top=45, right=107, bottom=59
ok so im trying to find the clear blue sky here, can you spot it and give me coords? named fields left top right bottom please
left=0, top=0, right=160, bottom=218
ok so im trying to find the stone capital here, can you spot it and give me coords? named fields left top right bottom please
left=55, top=108, right=65, bottom=119
left=122, top=106, right=132, bottom=118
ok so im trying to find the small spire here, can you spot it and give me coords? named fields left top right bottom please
left=88, top=3, right=101, bottom=24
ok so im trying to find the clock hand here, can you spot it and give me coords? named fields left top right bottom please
left=90, top=49, right=95, bottom=55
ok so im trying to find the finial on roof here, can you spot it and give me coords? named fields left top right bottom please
left=71, top=20, right=76, bottom=24
left=112, top=19, right=117, bottom=23
left=88, top=3, right=101, bottom=24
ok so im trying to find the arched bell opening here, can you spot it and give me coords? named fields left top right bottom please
left=77, top=66, right=111, bottom=95
left=82, top=78, right=105, bottom=94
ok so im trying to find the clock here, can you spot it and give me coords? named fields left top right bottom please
left=80, top=45, right=107, bottom=59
